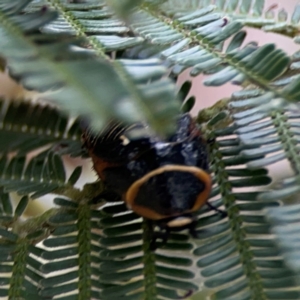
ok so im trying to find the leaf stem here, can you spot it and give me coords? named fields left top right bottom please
left=209, top=140, right=266, bottom=300
left=77, top=204, right=92, bottom=300
left=8, top=238, right=29, bottom=300
left=142, top=219, right=157, bottom=300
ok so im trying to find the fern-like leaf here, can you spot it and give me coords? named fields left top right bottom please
left=266, top=204, right=300, bottom=293
left=161, top=0, right=300, bottom=38
left=0, top=189, right=56, bottom=299
left=1, top=1, right=300, bottom=300
left=0, top=0, right=181, bottom=136
left=0, top=98, right=82, bottom=156
left=0, top=150, right=80, bottom=199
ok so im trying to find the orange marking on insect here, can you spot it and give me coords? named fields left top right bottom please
left=125, top=164, right=211, bottom=220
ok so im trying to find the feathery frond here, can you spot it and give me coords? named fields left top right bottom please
left=0, top=0, right=300, bottom=299
left=0, top=0, right=181, bottom=136
left=161, top=0, right=300, bottom=39
left=266, top=204, right=300, bottom=292
left=0, top=98, right=82, bottom=156
left=0, top=150, right=77, bottom=199
left=0, top=189, right=55, bottom=299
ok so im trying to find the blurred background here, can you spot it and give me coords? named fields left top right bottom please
left=178, top=0, right=300, bottom=114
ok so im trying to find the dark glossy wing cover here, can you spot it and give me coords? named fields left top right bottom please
left=82, top=114, right=210, bottom=217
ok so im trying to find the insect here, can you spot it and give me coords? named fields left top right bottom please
left=82, top=114, right=214, bottom=250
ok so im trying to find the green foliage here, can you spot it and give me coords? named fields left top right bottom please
left=1, top=0, right=180, bottom=136
left=0, top=98, right=82, bottom=155
left=0, top=0, right=299, bottom=299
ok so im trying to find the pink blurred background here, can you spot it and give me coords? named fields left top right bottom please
left=176, top=0, right=300, bottom=114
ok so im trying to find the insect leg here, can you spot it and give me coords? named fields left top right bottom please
left=175, top=289, right=193, bottom=299
left=150, top=226, right=170, bottom=251
left=187, top=217, right=199, bottom=238
left=89, top=190, right=121, bottom=205
left=206, top=201, right=227, bottom=216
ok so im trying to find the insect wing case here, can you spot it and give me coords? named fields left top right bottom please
left=83, top=114, right=211, bottom=220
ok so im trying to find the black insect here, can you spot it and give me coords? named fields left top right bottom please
left=82, top=114, right=215, bottom=250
